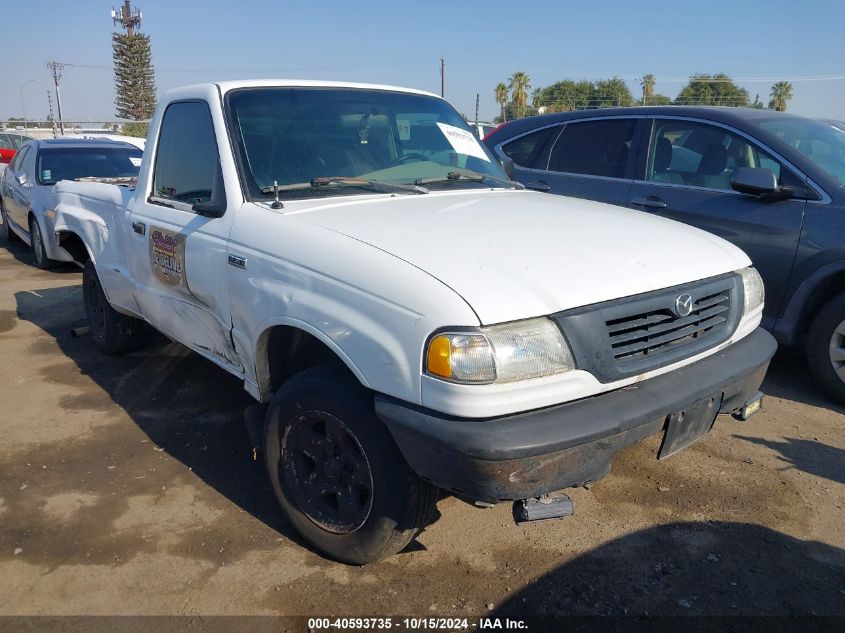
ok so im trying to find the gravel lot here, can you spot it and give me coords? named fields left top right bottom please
left=0, top=237, right=843, bottom=623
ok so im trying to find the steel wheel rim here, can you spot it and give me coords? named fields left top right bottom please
left=280, top=410, right=374, bottom=534
left=829, top=319, right=845, bottom=381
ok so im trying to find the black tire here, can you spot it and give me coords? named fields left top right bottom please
left=30, top=216, right=54, bottom=269
left=264, top=364, right=438, bottom=564
left=807, top=291, right=845, bottom=405
left=82, top=260, right=145, bottom=355
left=0, top=199, right=17, bottom=244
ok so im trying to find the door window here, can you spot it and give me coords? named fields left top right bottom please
left=647, top=119, right=800, bottom=190
left=547, top=119, right=636, bottom=178
left=153, top=101, right=220, bottom=206
left=9, top=145, right=30, bottom=173
left=501, top=126, right=560, bottom=169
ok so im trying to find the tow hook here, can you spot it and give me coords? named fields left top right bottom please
left=732, top=391, right=764, bottom=421
left=514, top=493, right=574, bottom=524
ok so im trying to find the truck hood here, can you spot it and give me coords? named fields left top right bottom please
left=286, top=189, right=751, bottom=325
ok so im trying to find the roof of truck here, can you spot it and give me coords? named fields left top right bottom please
left=186, top=79, right=441, bottom=99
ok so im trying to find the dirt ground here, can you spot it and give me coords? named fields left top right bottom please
left=0, top=236, right=843, bottom=624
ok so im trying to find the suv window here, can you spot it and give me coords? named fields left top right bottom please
left=647, top=119, right=801, bottom=190
left=501, top=126, right=559, bottom=169
left=547, top=119, right=636, bottom=178
left=153, top=101, right=219, bottom=205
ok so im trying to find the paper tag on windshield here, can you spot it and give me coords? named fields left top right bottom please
left=129, top=157, right=143, bottom=167
left=436, top=122, right=490, bottom=162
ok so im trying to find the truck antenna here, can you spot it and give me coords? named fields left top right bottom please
left=271, top=180, right=284, bottom=209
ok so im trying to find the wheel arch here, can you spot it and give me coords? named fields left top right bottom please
left=775, top=259, right=845, bottom=346
left=254, top=320, right=370, bottom=402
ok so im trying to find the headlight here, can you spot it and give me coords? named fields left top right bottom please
left=740, top=267, right=765, bottom=316
left=426, top=317, right=575, bottom=384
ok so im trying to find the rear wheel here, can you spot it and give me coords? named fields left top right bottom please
left=264, top=364, right=438, bottom=564
left=30, top=217, right=54, bottom=269
left=82, top=260, right=145, bottom=354
left=807, top=291, right=845, bottom=405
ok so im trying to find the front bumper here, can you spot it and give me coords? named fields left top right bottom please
left=375, top=327, right=777, bottom=503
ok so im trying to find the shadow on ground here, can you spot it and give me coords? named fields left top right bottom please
left=13, top=284, right=301, bottom=548
left=762, top=349, right=844, bottom=413
left=734, top=435, right=845, bottom=485
left=3, top=234, right=79, bottom=273
left=494, top=521, right=845, bottom=625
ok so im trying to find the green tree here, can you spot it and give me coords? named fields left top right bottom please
left=768, top=81, right=794, bottom=112
left=593, top=76, right=634, bottom=107
left=645, top=94, right=673, bottom=106
left=495, top=82, right=509, bottom=122
left=674, top=73, right=749, bottom=107
left=508, top=71, right=531, bottom=119
left=113, top=31, right=157, bottom=122
left=640, top=73, right=656, bottom=104
left=751, top=93, right=765, bottom=109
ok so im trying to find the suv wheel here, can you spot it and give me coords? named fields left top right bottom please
left=807, top=291, right=845, bottom=405
left=264, top=364, right=438, bottom=564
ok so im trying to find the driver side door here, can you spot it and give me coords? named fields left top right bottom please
left=127, top=99, right=243, bottom=372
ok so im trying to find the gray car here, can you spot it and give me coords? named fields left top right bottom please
left=484, top=107, right=845, bottom=404
left=0, top=138, right=142, bottom=268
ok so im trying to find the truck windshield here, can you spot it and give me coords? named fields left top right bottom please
left=36, top=146, right=143, bottom=185
left=225, top=87, right=510, bottom=200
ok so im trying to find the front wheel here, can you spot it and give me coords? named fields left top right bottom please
left=264, top=364, right=438, bottom=564
left=83, top=260, right=145, bottom=355
left=807, top=291, right=845, bottom=405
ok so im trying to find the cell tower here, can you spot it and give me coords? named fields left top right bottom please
left=112, top=0, right=143, bottom=35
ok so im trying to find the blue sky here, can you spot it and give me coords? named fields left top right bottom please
left=1, top=0, right=843, bottom=122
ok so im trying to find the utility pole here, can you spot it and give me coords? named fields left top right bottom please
left=46, top=61, right=65, bottom=135
left=112, top=0, right=142, bottom=35
left=475, top=93, right=479, bottom=124
left=46, top=90, right=57, bottom=138
left=440, top=58, right=445, bottom=98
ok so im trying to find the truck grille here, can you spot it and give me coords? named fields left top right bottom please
left=553, top=274, right=742, bottom=382
left=607, top=288, right=732, bottom=362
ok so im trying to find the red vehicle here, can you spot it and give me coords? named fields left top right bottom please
left=0, top=131, right=34, bottom=165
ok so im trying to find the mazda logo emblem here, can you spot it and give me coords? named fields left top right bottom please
left=675, top=294, right=694, bottom=317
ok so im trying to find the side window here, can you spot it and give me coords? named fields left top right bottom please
left=547, top=119, right=636, bottom=178
left=501, top=126, right=559, bottom=169
left=647, top=120, right=794, bottom=191
left=153, top=101, right=219, bottom=206
left=9, top=146, right=29, bottom=173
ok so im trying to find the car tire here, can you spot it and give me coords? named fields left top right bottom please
left=263, top=363, right=438, bottom=565
left=807, top=291, right=845, bottom=405
left=0, top=200, right=17, bottom=244
left=30, top=216, right=54, bottom=269
left=82, top=260, right=145, bottom=355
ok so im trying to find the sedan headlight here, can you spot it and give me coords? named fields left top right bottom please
left=426, top=317, right=575, bottom=384
left=740, top=267, right=765, bottom=316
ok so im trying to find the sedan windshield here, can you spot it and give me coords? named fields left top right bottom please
left=756, top=116, right=845, bottom=186
left=225, top=87, right=510, bottom=200
left=36, top=146, right=143, bottom=185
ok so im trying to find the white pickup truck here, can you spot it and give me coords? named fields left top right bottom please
left=53, top=80, right=776, bottom=564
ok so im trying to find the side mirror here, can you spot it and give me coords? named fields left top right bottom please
left=499, top=156, right=515, bottom=179
left=730, top=167, right=779, bottom=197
left=16, top=173, right=29, bottom=186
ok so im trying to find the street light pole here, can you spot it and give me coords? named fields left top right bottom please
left=19, top=80, right=38, bottom=130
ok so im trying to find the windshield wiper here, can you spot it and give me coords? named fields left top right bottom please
left=260, top=176, right=428, bottom=196
left=414, top=170, right=524, bottom=189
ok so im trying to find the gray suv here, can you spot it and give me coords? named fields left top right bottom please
left=484, top=108, right=845, bottom=404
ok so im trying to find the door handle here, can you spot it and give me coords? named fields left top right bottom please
left=630, top=196, right=667, bottom=209
left=132, top=221, right=146, bottom=235
left=525, top=181, right=551, bottom=192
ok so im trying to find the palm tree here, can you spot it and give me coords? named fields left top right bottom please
left=495, top=82, right=508, bottom=122
left=769, top=81, right=794, bottom=112
left=508, top=71, right=531, bottom=119
left=640, top=74, right=656, bottom=105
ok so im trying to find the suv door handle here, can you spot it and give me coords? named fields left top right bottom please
left=132, top=221, right=146, bottom=235
left=630, top=196, right=667, bottom=209
left=525, top=180, right=551, bottom=192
